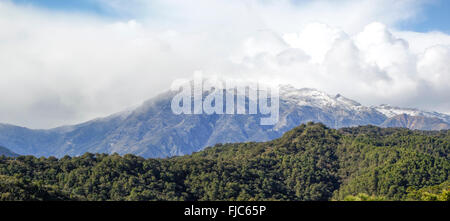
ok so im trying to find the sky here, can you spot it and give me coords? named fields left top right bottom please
left=1, top=0, right=450, bottom=129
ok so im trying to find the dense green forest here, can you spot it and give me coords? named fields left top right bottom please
left=0, top=123, right=448, bottom=201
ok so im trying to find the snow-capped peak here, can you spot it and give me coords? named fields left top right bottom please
left=374, top=104, right=450, bottom=123
left=279, top=84, right=362, bottom=110
left=335, top=94, right=362, bottom=107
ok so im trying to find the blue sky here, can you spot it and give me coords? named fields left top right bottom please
left=13, top=0, right=102, bottom=11
left=397, top=0, right=450, bottom=33
left=11, top=0, right=116, bottom=16
left=10, top=0, right=450, bottom=34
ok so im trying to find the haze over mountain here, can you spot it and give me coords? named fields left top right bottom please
left=0, top=146, right=19, bottom=157
left=0, top=85, right=448, bottom=158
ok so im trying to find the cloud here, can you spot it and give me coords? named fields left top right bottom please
left=230, top=21, right=450, bottom=113
left=0, top=0, right=449, bottom=128
left=417, top=45, right=450, bottom=88
left=0, top=1, right=201, bottom=128
left=283, top=23, right=346, bottom=63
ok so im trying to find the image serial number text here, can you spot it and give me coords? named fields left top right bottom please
left=184, top=205, right=267, bottom=218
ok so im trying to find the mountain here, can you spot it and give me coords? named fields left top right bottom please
left=381, top=114, right=450, bottom=130
left=0, top=123, right=448, bottom=201
left=0, top=146, right=19, bottom=157
left=375, top=104, right=450, bottom=122
left=0, top=85, right=449, bottom=158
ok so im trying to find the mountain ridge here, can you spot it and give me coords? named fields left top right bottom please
left=0, top=85, right=448, bottom=158
left=0, top=145, right=19, bottom=157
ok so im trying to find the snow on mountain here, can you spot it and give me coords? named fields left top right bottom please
left=280, top=85, right=450, bottom=124
left=279, top=85, right=363, bottom=110
left=374, top=104, right=450, bottom=123
left=0, top=84, right=448, bottom=158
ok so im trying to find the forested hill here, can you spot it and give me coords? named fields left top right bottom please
left=0, top=123, right=448, bottom=201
